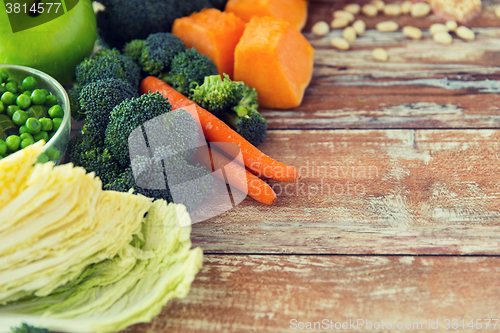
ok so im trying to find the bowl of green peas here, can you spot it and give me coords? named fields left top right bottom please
left=0, top=64, right=71, bottom=164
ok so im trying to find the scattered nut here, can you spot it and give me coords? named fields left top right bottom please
left=371, top=0, right=385, bottom=11
left=331, top=37, right=350, bottom=50
left=362, top=4, right=378, bottom=17
left=446, top=20, right=458, bottom=31
left=344, top=4, right=361, bottom=15
left=384, top=4, right=401, bottom=16
left=331, top=17, right=350, bottom=29
left=433, top=31, right=453, bottom=44
left=411, top=2, right=431, bottom=17
left=496, top=7, right=500, bottom=19
left=343, top=26, right=357, bottom=42
left=429, top=23, right=449, bottom=35
left=401, top=1, right=412, bottom=14
left=376, top=21, right=399, bottom=32
left=312, top=21, right=330, bottom=36
left=333, top=10, right=355, bottom=22
left=403, top=26, right=423, bottom=39
left=373, top=48, right=388, bottom=61
left=353, top=20, right=366, bottom=35
left=456, top=26, right=475, bottom=40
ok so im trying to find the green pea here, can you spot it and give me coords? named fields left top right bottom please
left=18, top=125, right=28, bottom=134
left=26, top=105, right=49, bottom=119
left=49, top=131, right=56, bottom=140
left=34, top=131, right=49, bottom=143
left=7, top=105, right=20, bottom=118
left=16, top=94, right=31, bottom=109
left=6, top=135, right=20, bottom=151
left=5, top=81, right=18, bottom=94
left=47, top=147, right=60, bottom=160
left=20, top=132, right=33, bottom=141
left=26, top=117, right=41, bottom=134
left=0, top=101, right=4, bottom=114
left=22, top=76, right=37, bottom=91
left=48, top=105, right=64, bottom=118
left=36, top=152, right=50, bottom=164
left=12, top=110, right=28, bottom=126
left=0, top=155, right=3, bottom=160
left=0, top=139, right=6, bottom=155
left=1, top=92, right=17, bottom=105
left=0, top=85, right=6, bottom=96
left=39, top=117, right=53, bottom=131
left=52, top=118, right=63, bottom=131
left=31, top=89, right=47, bottom=105
left=45, top=95, right=58, bottom=107
left=40, top=89, right=50, bottom=96
left=0, top=69, right=8, bottom=83
left=22, top=90, right=32, bottom=96
left=20, top=137, right=35, bottom=149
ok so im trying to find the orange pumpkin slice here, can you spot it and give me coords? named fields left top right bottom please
left=172, top=8, right=246, bottom=78
left=234, top=16, right=314, bottom=109
left=225, top=0, right=308, bottom=31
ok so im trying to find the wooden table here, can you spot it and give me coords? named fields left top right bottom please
left=121, top=1, right=500, bottom=331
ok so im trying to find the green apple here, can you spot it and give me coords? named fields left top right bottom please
left=0, top=0, right=97, bottom=84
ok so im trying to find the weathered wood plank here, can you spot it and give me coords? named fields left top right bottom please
left=259, top=0, right=500, bottom=130
left=125, top=255, right=500, bottom=333
left=190, top=129, right=500, bottom=255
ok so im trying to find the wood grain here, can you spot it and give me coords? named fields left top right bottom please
left=191, top=129, right=500, bottom=255
left=125, top=255, right=500, bottom=333
left=260, top=0, right=500, bottom=130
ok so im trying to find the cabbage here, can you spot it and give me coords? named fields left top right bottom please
left=0, top=143, right=203, bottom=332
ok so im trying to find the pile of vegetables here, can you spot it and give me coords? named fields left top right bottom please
left=171, top=4, right=314, bottom=109
left=67, top=46, right=215, bottom=212
left=0, top=142, right=203, bottom=333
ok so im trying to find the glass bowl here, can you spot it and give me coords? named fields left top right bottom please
left=0, top=64, right=70, bottom=165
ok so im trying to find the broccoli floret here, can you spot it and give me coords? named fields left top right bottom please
left=163, top=48, right=218, bottom=98
left=190, top=75, right=267, bottom=145
left=79, top=79, right=138, bottom=144
left=138, top=33, right=186, bottom=76
left=106, top=155, right=212, bottom=213
left=105, top=108, right=212, bottom=211
left=94, top=47, right=121, bottom=57
left=223, top=108, right=268, bottom=146
left=191, top=74, right=243, bottom=116
left=96, top=0, right=212, bottom=49
left=222, top=86, right=267, bottom=146
left=122, top=39, right=145, bottom=63
left=75, top=50, right=141, bottom=88
left=105, top=167, right=173, bottom=202
left=11, top=323, right=49, bottom=333
left=67, top=84, right=85, bottom=122
left=163, top=158, right=213, bottom=213
left=66, top=133, right=124, bottom=185
left=105, top=92, right=172, bottom=167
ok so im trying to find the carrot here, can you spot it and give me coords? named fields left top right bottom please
left=140, top=76, right=300, bottom=182
left=191, top=144, right=277, bottom=205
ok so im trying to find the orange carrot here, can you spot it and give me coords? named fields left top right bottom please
left=191, top=145, right=277, bottom=205
left=140, top=76, right=300, bottom=182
